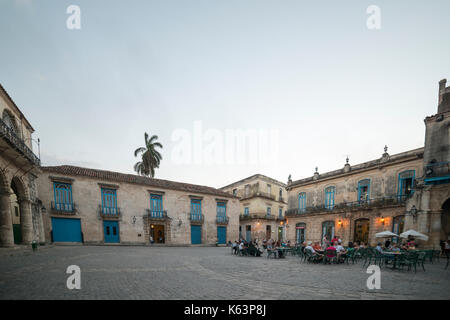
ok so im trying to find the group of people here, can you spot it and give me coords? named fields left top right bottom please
left=232, top=240, right=263, bottom=256
left=231, top=238, right=294, bottom=257
left=303, top=240, right=351, bottom=262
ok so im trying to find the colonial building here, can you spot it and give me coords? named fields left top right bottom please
left=0, top=84, right=43, bottom=247
left=220, top=174, right=287, bottom=242
left=37, top=165, right=240, bottom=245
left=285, top=79, right=450, bottom=249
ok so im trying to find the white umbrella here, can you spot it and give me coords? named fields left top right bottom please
left=399, top=230, right=429, bottom=241
left=375, top=231, right=399, bottom=238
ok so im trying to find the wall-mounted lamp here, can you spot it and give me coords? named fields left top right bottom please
left=41, top=206, right=46, bottom=214
left=338, top=220, right=343, bottom=227
left=151, top=224, right=154, bottom=229
left=132, top=216, right=136, bottom=224
left=380, top=216, right=385, bottom=225
left=178, top=219, right=182, bottom=227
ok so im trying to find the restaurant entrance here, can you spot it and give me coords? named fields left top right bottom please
left=151, top=224, right=165, bottom=243
left=354, top=219, right=370, bottom=245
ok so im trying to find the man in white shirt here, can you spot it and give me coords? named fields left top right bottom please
left=239, top=242, right=244, bottom=255
left=336, top=241, right=347, bottom=261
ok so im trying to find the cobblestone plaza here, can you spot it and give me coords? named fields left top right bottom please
left=0, top=246, right=449, bottom=300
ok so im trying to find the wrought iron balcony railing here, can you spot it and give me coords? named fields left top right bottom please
left=0, top=117, right=40, bottom=166
left=99, top=205, right=121, bottom=217
left=189, top=213, right=204, bottom=223
left=51, top=201, right=76, bottom=214
left=241, top=191, right=276, bottom=201
left=286, top=194, right=412, bottom=216
left=239, top=213, right=276, bottom=220
left=145, top=209, right=168, bottom=219
left=216, top=215, right=229, bottom=224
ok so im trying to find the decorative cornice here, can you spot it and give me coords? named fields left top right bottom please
left=49, top=176, right=75, bottom=183
left=148, top=189, right=165, bottom=195
left=98, top=183, right=119, bottom=189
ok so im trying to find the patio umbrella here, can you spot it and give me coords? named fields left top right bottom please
left=399, top=230, right=429, bottom=241
left=375, top=231, right=399, bottom=238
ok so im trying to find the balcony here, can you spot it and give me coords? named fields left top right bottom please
left=51, top=201, right=76, bottom=215
left=189, top=213, right=204, bottom=224
left=145, top=209, right=169, bottom=220
left=216, top=215, right=229, bottom=225
left=285, top=195, right=412, bottom=216
left=99, top=205, right=121, bottom=219
left=239, top=213, right=276, bottom=221
left=240, top=191, right=276, bottom=201
left=0, top=117, right=40, bottom=166
left=425, top=162, right=450, bottom=185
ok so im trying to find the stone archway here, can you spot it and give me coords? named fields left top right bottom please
left=0, top=170, right=13, bottom=247
left=10, top=176, right=33, bottom=245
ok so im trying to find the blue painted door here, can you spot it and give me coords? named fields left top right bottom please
left=246, top=226, right=251, bottom=242
left=51, top=217, right=82, bottom=242
left=104, top=221, right=120, bottom=243
left=191, top=225, right=202, bottom=244
left=217, top=226, right=226, bottom=244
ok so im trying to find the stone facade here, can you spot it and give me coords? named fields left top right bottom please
left=37, top=166, right=240, bottom=245
left=221, top=174, right=287, bottom=242
left=286, top=79, right=450, bottom=249
left=0, top=84, right=43, bottom=247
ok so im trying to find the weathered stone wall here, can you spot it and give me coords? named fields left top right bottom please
left=287, top=159, right=423, bottom=209
left=37, top=172, right=240, bottom=245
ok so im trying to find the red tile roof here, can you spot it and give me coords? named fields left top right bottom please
left=42, top=165, right=237, bottom=199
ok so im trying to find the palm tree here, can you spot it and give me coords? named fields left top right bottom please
left=134, top=133, right=163, bottom=177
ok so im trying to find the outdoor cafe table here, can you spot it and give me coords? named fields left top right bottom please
left=382, top=251, right=404, bottom=269
left=276, top=247, right=290, bottom=258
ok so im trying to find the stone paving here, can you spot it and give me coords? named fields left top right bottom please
left=0, top=245, right=449, bottom=299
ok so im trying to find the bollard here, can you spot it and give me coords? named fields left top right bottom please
left=31, top=240, right=38, bottom=251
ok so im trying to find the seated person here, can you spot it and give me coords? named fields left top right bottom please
left=325, top=242, right=337, bottom=259
left=305, top=241, right=323, bottom=259
left=391, top=243, right=401, bottom=252
left=335, top=241, right=347, bottom=261
left=312, top=241, right=323, bottom=253
left=375, top=243, right=384, bottom=253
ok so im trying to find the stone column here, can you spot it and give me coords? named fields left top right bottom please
left=428, top=210, right=442, bottom=250
left=38, top=207, right=46, bottom=244
left=19, top=199, right=33, bottom=245
left=0, top=192, right=14, bottom=247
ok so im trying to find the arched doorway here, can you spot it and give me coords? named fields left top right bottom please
left=354, top=218, right=370, bottom=245
left=442, top=198, right=450, bottom=242
left=322, top=221, right=335, bottom=242
left=296, top=223, right=306, bottom=244
left=392, top=215, right=405, bottom=244
left=10, top=182, right=21, bottom=244
left=10, top=176, right=32, bottom=245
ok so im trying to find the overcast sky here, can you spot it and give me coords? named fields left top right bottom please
left=1, top=0, right=449, bottom=188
